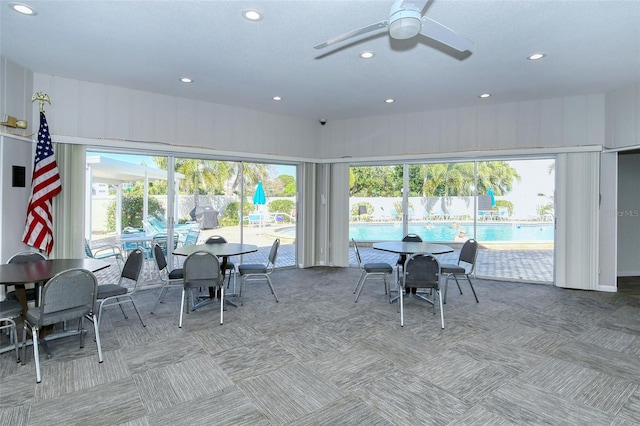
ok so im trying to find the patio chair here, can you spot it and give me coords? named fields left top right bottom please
left=180, top=250, right=224, bottom=327
left=21, top=268, right=103, bottom=383
left=400, top=253, right=444, bottom=328
left=238, top=238, right=280, bottom=306
left=441, top=239, right=479, bottom=304
left=182, top=228, right=200, bottom=247
left=352, top=239, right=394, bottom=303
left=85, top=239, right=123, bottom=273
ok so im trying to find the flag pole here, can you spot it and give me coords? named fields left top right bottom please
left=22, top=92, right=61, bottom=256
left=31, top=92, right=51, bottom=112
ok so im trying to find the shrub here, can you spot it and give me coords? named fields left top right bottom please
left=106, top=194, right=163, bottom=232
left=268, top=199, right=295, bottom=214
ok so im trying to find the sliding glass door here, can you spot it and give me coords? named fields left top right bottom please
left=349, top=158, right=555, bottom=283
left=86, top=151, right=297, bottom=269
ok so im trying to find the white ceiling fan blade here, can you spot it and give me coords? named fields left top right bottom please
left=420, top=16, right=473, bottom=51
left=314, top=21, right=388, bottom=49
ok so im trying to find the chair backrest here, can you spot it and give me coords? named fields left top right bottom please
left=38, top=268, right=98, bottom=326
left=352, top=239, right=364, bottom=269
left=121, top=248, right=144, bottom=284
left=458, top=239, right=478, bottom=271
left=402, top=234, right=423, bottom=242
left=7, top=250, right=47, bottom=264
left=183, top=228, right=200, bottom=246
left=153, top=243, right=168, bottom=272
left=84, top=240, right=94, bottom=258
left=267, top=238, right=280, bottom=268
left=403, top=253, right=441, bottom=290
left=205, top=235, right=227, bottom=244
left=183, top=251, right=221, bottom=289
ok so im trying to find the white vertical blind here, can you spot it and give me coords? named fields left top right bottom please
left=299, top=162, right=316, bottom=267
left=329, top=163, right=350, bottom=267
left=555, top=151, right=600, bottom=289
left=52, top=143, right=86, bottom=258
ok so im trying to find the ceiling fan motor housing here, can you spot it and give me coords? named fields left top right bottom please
left=388, top=8, right=422, bottom=39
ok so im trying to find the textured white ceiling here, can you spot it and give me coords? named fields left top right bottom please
left=2, top=1, right=639, bottom=121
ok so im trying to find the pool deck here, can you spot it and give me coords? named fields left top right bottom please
left=93, top=223, right=554, bottom=283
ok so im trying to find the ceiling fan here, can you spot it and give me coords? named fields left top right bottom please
left=314, top=0, right=472, bottom=52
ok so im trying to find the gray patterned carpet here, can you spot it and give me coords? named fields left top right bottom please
left=1, top=268, right=639, bottom=425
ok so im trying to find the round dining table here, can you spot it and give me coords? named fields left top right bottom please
left=0, top=258, right=110, bottom=286
left=372, top=241, right=454, bottom=256
left=173, top=242, right=258, bottom=307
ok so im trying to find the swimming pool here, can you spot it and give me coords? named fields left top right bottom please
left=275, top=222, right=554, bottom=242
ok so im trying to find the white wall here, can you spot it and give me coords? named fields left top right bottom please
left=618, top=152, right=640, bottom=276
left=32, top=74, right=321, bottom=161
left=0, top=57, right=35, bottom=263
left=319, top=95, right=606, bottom=159
left=606, top=83, right=640, bottom=149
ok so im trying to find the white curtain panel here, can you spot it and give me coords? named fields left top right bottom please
left=52, top=143, right=86, bottom=259
left=555, top=150, right=600, bottom=290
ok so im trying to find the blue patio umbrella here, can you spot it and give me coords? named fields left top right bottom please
left=253, top=181, right=266, bottom=207
left=487, top=187, right=496, bottom=206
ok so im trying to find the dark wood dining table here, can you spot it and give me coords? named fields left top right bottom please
left=0, top=258, right=110, bottom=286
left=0, top=258, right=110, bottom=354
left=173, top=242, right=258, bottom=307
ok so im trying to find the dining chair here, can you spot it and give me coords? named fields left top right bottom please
left=238, top=238, right=280, bottom=306
left=150, top=243, right=184, bottom=314
left=400, top=252, right=444, bottom=328
left=5, top=250, right=48, bottom=308
left=94, top=248, right=146, bottom=331
left=205, top=235, right=236, bottom=288
left=0, top=299, right=23, bottom=362
left=352, top=239, right=394, bottom=303
left=21, top=268, right=103, bottom=383
left=441, top=239, right=479, bottom=304
left=180, top=250, right=224, bottom=327
left=396, top=233, right=423, bottom=287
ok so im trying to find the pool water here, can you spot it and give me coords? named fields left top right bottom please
left=348, top=222, right=553, bottom=242
left=275, top=222, right=553, bottom=242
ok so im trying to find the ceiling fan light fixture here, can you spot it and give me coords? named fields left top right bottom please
left=389, top=10, right=422, bottom=39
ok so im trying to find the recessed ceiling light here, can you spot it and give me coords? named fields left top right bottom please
left=360, top=51, right=375, bottom=59
left=527, top=52, right=546, bottom=60
left=9, top=2, right=37, bottom=15
left=479, top=93, right=491, bottom=98
left=179, top=77, right=193, bottom=83
left=243, top=9, right=263, bottom=21
left=385, top=98, right=395, bottom=104
left=272, top=96, right=282, bottom=101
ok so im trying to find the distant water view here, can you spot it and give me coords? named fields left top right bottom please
left=274, top=221, right=554, bottom=242
left=348, top=222, right=554, bottom=242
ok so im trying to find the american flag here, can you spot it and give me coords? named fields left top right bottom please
left=22, top=111, right=62, bottom=255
